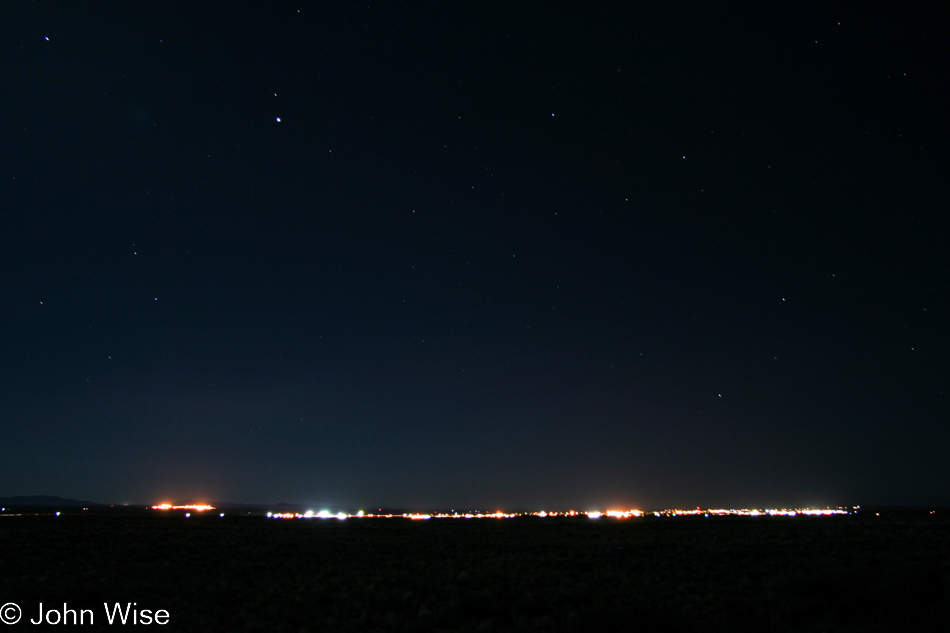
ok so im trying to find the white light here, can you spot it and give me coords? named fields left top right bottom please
left=276, top=117, right=281, bottom=122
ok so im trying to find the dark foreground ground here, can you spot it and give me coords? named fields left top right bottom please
left=2, top=512, right=948, bottom=632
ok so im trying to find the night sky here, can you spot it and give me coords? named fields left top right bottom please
left=2, top=2, right=947, bottom=511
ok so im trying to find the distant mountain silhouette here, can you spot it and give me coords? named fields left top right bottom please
left=0, top=495, right=103, bottom=507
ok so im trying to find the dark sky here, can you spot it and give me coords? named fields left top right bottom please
left=2, top=2, right=947, bottom=510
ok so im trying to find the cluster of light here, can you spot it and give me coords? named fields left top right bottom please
left=151, top=503, right=215, bottom=512
left=261, top=506, right=856, bottom=521
left=421, top=511, right=517, bottom=519
left=605, top=509, right=644, bottom=518
left=703, top=507, right=852, bottom=517
left=267, top=512, right=298, bottom=519
left=527, top=510, right=580, bottom=517
left=267, top=510, right=347, bottom=520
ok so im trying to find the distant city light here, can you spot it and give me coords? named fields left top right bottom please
left=605, top=510, right=643, bottom=518
left=151, top=503, right=215, bottom=512
left=260, top=506, right=855, bottom=521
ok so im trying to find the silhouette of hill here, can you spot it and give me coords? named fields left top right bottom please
left=0, top=495, right=103, bottom=507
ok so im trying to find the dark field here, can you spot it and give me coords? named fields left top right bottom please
left=2, top=512, right=948, bottom=632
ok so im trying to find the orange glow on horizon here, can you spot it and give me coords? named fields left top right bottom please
left=152, top=503, right=215, bottom=512
left=605, top=509, right=643, bottom=518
